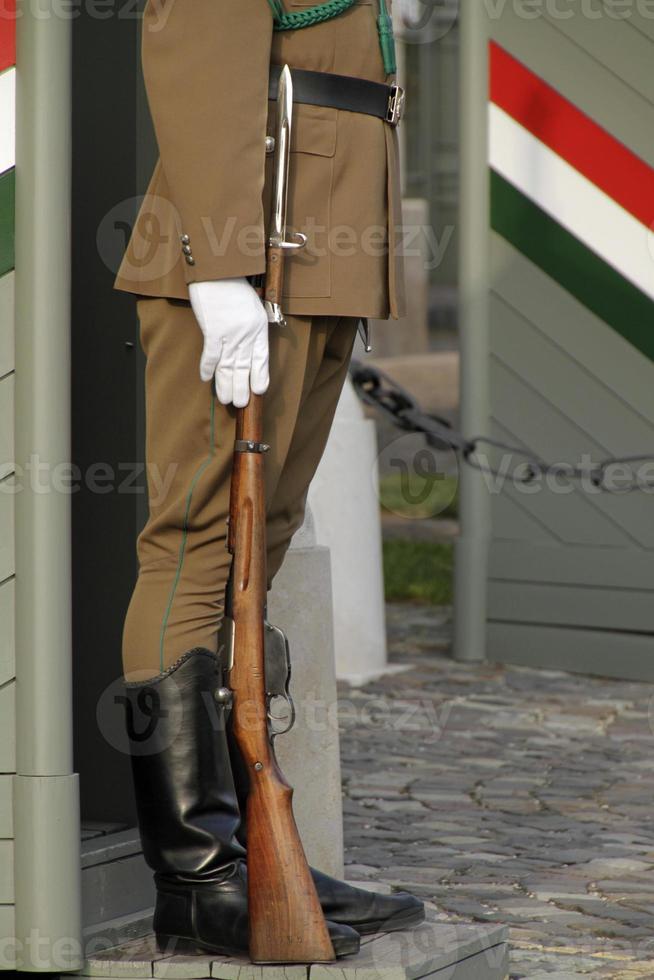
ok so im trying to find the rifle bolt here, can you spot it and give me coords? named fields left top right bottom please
left=214, top=687, right=233, bottom=706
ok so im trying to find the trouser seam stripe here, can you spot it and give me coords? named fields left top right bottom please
left=158, top=393, right=216, bottom=672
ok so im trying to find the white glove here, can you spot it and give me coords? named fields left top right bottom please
left=189, top=277, right=269, bottom=408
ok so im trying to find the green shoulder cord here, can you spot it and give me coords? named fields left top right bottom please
left=267, top=0, right=397, bottom=76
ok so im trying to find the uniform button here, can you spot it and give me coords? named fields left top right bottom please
left=265, top=136, right=275, bottom=154
left=182, top=244, right=192, bottom=255
left=180, top=233, right=190, bottom=245
left=185, top=255, right=196, bottom=266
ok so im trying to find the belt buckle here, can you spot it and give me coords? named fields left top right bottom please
left=386, top=83, right=405, bottom=126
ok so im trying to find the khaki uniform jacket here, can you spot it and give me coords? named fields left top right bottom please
left=113, top=0, right=405, bottom=319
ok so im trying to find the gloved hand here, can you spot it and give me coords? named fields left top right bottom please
left=189, top=277, right=269, bottom=408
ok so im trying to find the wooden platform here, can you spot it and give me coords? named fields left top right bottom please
left=77, top=907, right=509, bottom=980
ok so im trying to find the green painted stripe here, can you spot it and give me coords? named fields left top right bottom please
left=490, top=170, right=654, bottom=363
left=0, top=169, right=13, bottom=276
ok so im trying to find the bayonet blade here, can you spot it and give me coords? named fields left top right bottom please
left=270, top=64, right=293, bottom=248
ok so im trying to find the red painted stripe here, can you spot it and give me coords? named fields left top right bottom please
left=0, top=0, right=15, bottom=73
left=490, top=40, right=654, bottom=229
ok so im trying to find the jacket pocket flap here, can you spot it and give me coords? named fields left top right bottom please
left=268, top=102, right=337, bottom=157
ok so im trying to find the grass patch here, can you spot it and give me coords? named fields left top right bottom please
left=379, top=472, right=458, bottom=520
left=383, top=539, right=454, bottom=605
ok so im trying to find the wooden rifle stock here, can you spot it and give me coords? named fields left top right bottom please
left=227, top=358, right=335, bottom=964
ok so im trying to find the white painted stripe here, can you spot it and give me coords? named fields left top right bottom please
left=489, top=103, right=654, bottom=303
left=0, top=67, right=14, bottom=175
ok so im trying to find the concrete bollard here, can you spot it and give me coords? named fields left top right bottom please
left=268, top=507, right=344, bottom=879
left=308, top=379, right=402, bottom=686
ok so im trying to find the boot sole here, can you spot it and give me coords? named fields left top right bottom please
left=352, top=905, right=426, bottom=936
left=156, top=934, right=243, bottom=958
left=156, top=933, right=359, bottom=960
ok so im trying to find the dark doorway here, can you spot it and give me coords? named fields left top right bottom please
left=71, top=1, right=157, bottom=825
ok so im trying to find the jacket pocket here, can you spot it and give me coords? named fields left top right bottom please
left=264, top=103, right=336, bottom=299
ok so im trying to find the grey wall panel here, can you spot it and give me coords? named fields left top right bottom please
left=540, top=2, right=654, bottom=105
left=481, top=0, right=654, bottom=675
left=489, top=580, right=654, bottom=633
left=0, top=376, right=13, bottom=482
left=490, top=298, right=654, bottom=547
left=0, top=273, right=13, bottom=379
left=625, top=6, right=654, bottom=41
left=0, top=905, right=15, bottom=969
left=0, top=682, right=15, bottom=774
left=491, top=294, right=654, bottom=450
left=491, top=234, right=654, bottom=427
left=489, top=371, right=640, bottom=548
left=489, top=540, right=654, bottom=589
left=0, top=578, right=14, bottom=687
left=491, top=9, right=654, bottom=167
left=488, top=622, right=654, bottom=681
left=0, top=842, right=13, bottom=904
left=0, top=491, right=13, bottom=584
left=0, top=776, right=12, bottom=839
left=491, top=489, right=556, bottom=542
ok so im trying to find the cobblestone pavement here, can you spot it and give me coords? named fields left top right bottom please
left=339, top=603, right=654, bottom=979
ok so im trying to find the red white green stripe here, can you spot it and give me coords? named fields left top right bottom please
left=489, top=41, right=654, bottom=361
left=0, top=66, right=15, bottom=175
left=0, top=0, right=14, bottom=277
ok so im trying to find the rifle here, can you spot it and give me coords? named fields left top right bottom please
left=226, top=65, right=336, bottom=965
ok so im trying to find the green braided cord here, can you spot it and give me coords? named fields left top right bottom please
left=376, top=0, right=397, bottom=74
left=267, top=0, right=357, bottom=30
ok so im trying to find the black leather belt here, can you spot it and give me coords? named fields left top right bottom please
left=268, top=65, right=405, bottom=126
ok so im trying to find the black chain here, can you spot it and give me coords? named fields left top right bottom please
left=350, top=361, right=654, bottom=493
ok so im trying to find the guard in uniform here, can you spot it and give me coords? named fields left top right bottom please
left=116, top=0, right=422, bottom=959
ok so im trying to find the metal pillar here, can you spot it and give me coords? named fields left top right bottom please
left=453, top=3, right=490, bottom=662
left=13, top=3, right=82, bottom=970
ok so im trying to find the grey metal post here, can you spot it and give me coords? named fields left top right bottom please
left=453, top=2, right=490, bottom=662
left=13, top=3, right=82, bottom=970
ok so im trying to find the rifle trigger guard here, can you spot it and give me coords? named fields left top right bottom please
left=264, top=621, right=296, bottom=741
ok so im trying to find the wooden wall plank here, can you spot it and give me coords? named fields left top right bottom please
left=489, top=540, right=654, bottom=589
left=489, top=581, right=654, bottom=634
left=0, top=373, right=13, bottom=481
left=0, top=680, right=15, bottom=774
left=0, top=168, right=13, bottom=277
left=491, top=490, right=556, bottom=543
left=540, top=4, right=654, bottom=107
left=0, top=487, right=13, bottom=582
left=489, top=368, right=638, bottom=548
left=0, top=904, right=16, bottom=969
left=490, top=299, right=654, bottom=548
left=0, top=841, right=12, bottom=903
left=0, top=775, right=12, bottom=838
left=0, top=577, right=13, bottom=687
left=488, top=621, right=654, bottom=681
left=0, top=270, right=13, bottom=378
left=491, top=233, right=654, bottom=427
left=627, top=6, right=654, bottom=42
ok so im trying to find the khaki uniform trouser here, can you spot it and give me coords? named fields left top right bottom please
left=122, top=296, right=358, bottom=680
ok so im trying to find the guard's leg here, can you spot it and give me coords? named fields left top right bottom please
left=122, top=301, right=341, bottom=680
left=122, top=297, right=236, bottom=680
left=265, top=314, right=359, bottom=584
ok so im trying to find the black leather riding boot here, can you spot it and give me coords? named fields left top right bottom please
left=227, top=715, right=425, bottom=936
left=123, top=648, right=360, bottom=958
